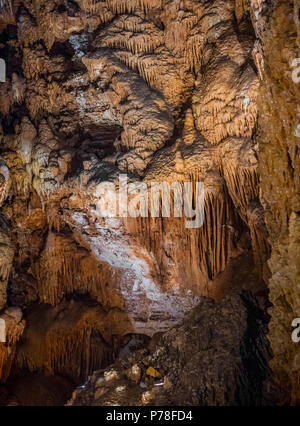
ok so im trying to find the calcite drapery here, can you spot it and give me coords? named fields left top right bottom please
left=0, top=0, right=297, bottom=405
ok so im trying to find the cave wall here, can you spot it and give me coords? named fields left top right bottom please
left=0, top=0, right=297, bottom=404
left=251, top=0, right=300, bottom=404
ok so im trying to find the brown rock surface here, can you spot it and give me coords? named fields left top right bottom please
left=0, top=0, right=268, bottom=340
left=0, top=307, right=25, bottom=382
left=253, top=0, right=300, bottom=405
left=0, top=0, right=298, bottom=405
left=69, top=293, right=276, bottom=406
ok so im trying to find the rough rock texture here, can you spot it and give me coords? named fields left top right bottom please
left=0, top=307, right=25, bottom=382
left=252, top=0, right=300, bottom=405
left=14, top=299, right=119, bottom=381
left=0, top=0, right=298, bottom=405
left=0, top=0, right=268, bottom=374
left=2, top=373, right=74, bottom=406
left=69, top=293, right=276, bottom=406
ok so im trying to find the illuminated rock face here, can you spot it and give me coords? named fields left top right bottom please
left=252, top=0, right=300, bottom=405
left=0, top=0, right=297, bottom=404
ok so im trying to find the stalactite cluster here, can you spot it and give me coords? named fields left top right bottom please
left=0, top=307, right=24, bottom=382
left=14, top=300, right=117, bottom=381
left=252, top=0, right=300, bottom=404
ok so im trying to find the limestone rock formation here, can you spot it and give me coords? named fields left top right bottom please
left=0, top=307, right=25, bottom=383
left=253, top=0, right=300, bottom=405
left=69, top=293, right=276, bottom=406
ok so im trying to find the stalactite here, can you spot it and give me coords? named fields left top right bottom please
left=81, top=0, right=113, bottom=23
left=81, top=0, right=102, bottom=13
left=246, top=201, right=270, bottom=277
left=15, top=301, right=114, bottom=382
left=0, top=226, right=14, bottom=310
left=183, top=108, right=197, bottom=146
left=106, top=0, right=162, bottom=15
left=194, top=91, right=258, bottom=145
left=106, top=0, right=137, bottom=14
left=102, top=31, right=162, bottom=55
left=30, top=232, right=118, bottom=306
left=221, top=161, right=269, bottom=276
left=0, top=0, right=274, bottom=394
left=138, top=0, right=162, bottom=14
left=81, top=52, right=174, bottom=173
